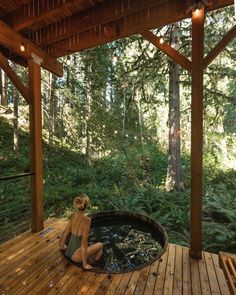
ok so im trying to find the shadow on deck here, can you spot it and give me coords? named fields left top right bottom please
left=0, top=219, right=231, bottom=295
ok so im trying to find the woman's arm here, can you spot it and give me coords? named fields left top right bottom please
left=59, top=220, right=71, bottom=250
left=81, top=218, right=91, bottom=269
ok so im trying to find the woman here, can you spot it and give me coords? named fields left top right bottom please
left=59, top=194, right=103, bottom=270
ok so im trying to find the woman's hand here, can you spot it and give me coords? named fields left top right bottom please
left=83, top=263, right=93, bottom=270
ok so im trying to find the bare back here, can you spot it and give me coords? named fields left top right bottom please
left=70, top=212, right=90, bottom=236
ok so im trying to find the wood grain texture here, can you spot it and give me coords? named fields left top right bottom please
left=0, top=220, right=231, bottom=295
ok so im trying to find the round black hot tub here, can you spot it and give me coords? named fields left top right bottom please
left=87, top=211, right=168, bottom=273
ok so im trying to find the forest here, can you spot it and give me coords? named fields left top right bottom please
left=0, top=6, right=235, bottom=254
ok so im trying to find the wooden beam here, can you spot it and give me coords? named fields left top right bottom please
left=203, top=25, right=236, bottom=68
left=40, top=0, right=233, bottom=47
left=190, top=6, right=205, bottom=260
left=45, top=0, right=234, bottom=57
left=5, top=0, right=91, bottom=31
left=139, top=29, right=192, bottom=72
left=47, top=0, right=188, bottom=57
left=36, top=0, right=163, bottom=46
left=29, top=57, right=44, bottom=232
left=0, top=52, right=30, bottom=103
left=0, top=21, right=63, bottom=77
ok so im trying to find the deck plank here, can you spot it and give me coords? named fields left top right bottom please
left=47, top=265, right=82, bottom=294
left=124, top=271, right=141, bottom=295
left=0, top=220, right=58, bottom=263
left=173, top=245, right=183, bottom=295
left=154, top=244, right=169, bottom=294
left=190, top=256, right=202, bottom=295
left=163, top=243, right=176, bottom=295
left=95, top=274, right=114, bottom=295
left=67, top=271, right=99, bottom=295
left=182, top=247, right=191, bottom=295
left=115, top=272, right=132, bottom=295
left=0, top=232, right=63, bottom=293
left=0, top=224, right=61, bottom=280
left=85, top=273, right=107, bottom=295
left=0, top=219, right=232, bottom=295
left=212, top=253, right=230, bottom=295
left=143, top=260, right=160, bottom=295
left=0, top=219, right=56, bottom=252
left=198, top=253, right=211, bottom=295
left=204, top=251, right=221, bottom=295
left=105, top=274, right=124, bottom=295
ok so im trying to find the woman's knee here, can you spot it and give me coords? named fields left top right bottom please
left=97, top=242, right=103, bottom=250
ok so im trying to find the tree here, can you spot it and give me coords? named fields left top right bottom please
left=1, top=70, right=8, bottom=106
left=165, top=22, right=185, bottom=192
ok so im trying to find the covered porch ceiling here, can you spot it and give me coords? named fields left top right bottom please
left=0, top=0, right=234, bottom=73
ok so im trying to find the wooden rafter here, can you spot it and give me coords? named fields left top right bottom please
left=47, top=0, right=188, bottom=57
left=34, top=0, right=164, bottom=46
left=0, top=52, right=30, bottom=103
left=139, top=29, right=192, bottom=72
left=0, top=21, right=63, bottom=77
left=5, top=0, right=92, bottom=31
left=204, top=25, right=236, bottom=68
left=45, top=0, right=234, bottom=57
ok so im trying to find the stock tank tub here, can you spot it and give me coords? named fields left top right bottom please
left=87, top=211, right=168, bottom=273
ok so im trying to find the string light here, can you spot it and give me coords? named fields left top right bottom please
left=134, top=136, right=137, bottom=140
left=125, top=134, right=128, bottom=137
left=159, top=38, right=164, bottom=45
left=112, top=53, right=118, bottom=64
left=114, top=130, right=117, bottom=134
left=102, top=125, right=106, bottom=128
left=20, top=44, right=25, bottom=52
left=66, top=56, right=72, bottom=66
left=192, top=7, right=201, bottom=17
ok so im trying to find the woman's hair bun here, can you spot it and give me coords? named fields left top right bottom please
left=73, top=197, right=85, bottom=210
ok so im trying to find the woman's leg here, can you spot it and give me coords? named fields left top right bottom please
left=71, top=242, right=103, bottom=262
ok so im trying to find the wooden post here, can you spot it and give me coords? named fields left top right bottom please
left=29, top=54, right=44, bottom=232
left=190, top=6, right=205, bottom=259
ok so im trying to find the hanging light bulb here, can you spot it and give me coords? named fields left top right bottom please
left=66, top=55, right=72, bottom=65
left=159, top=37, right=164, bottom=44
left=193, top=8, right=200, bottom=16
left=20, top=44, right=25, bottom=52
left=112, top=53, right=118, bottom=63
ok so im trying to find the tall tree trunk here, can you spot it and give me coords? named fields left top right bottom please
left=1, top=70, right=8, bottom=106
left=166, top=22, right=185, bottom=192
left=13, top=88, right=19, bottom=154
left=85, top=81, right=92, bottom=165
left=49, top=74, right=57, bottom=144
left=12, top=64, right=19, bottom=154
left=52, top=75, right=58, bottom=142
left=0, top=69, right=2, bottom=104
left=136, top=89, right=144, bottom=147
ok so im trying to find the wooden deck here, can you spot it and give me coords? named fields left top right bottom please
left=0, top=219, right=231, bottom=295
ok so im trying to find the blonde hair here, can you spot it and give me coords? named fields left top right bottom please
left=73, top=194, right=90, bottom=211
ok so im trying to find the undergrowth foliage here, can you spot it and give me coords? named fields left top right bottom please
left=0, top=117, right=235, bottom=253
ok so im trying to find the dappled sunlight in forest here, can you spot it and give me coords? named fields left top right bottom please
left=0, top=5, right=235, bottom=255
